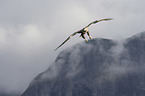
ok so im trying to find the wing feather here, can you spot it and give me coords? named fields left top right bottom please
left=54, top=32, right=78, bottom=51
left=85, top=18, right=113, bottom=28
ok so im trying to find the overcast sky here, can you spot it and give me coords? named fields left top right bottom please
left=0, top=0, right=145, bottom=94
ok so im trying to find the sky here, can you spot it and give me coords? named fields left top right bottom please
left=0, top=0, right=145, bottom=94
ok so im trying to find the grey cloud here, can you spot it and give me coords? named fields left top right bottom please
left=0, top=0, right=56, bottom=25
left=0, top=0, right=145, bottom=94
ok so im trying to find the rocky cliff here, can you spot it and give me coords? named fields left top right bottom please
left=22, top=32, right=145, bottom=96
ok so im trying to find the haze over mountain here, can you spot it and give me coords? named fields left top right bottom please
left=20, top=32, right=145, bottom=96
left=1, top=0, right=145, bottom=95
left=0, top=92, right=19, bottom=96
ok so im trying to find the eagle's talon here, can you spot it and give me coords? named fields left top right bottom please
left=89, top=36, right=92, bottom=39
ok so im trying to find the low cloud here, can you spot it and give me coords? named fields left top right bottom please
left=0, top=0, right=145, bottom=94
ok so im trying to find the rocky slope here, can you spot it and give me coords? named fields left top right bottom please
left=22, top=32, right=145, bottom=96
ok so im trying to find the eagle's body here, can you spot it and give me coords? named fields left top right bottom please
left=55, top=18, right=113, bottom=51
left=77, top=27, right=91, bottom=41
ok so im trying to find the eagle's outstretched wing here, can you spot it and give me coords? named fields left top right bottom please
left=54, top=32, right=78, bottom=51
left=85, top=18, right=113, bottom=28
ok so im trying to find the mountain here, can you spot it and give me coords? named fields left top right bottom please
left=21, top=32, right=145, bottom=96
left=0, top=92, right=19, bottom=96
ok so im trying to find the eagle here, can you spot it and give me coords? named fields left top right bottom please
left=55, top=18, right=113, bottom=51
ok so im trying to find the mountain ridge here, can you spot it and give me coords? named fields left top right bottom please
left=22, top=32, right=145, bottom=96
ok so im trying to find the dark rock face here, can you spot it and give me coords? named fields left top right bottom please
left=22, top=32, right=145, bottom=96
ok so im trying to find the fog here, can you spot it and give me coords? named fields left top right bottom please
left=0, top=0, right=145, bottom=94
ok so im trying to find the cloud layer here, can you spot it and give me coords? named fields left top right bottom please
left=0, top=0, right=145, bottom=94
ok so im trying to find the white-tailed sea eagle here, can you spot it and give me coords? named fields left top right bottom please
left=55, top=18, right=113, bottom=51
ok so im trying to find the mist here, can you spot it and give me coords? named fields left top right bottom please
left=0, top=0, right=145, bottom=94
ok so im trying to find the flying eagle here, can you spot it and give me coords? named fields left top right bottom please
left=55, top=18, right=113, bottom=51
